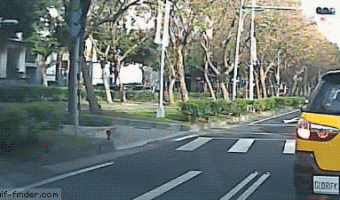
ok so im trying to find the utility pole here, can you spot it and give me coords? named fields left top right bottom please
left=233, top=0, right=245, bottom=100
left=276, top=50, right=281, bottom=97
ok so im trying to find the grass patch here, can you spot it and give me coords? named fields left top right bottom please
left=91, top=101, right=186, bottom=124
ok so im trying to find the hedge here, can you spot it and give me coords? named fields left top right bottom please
left=126, top=91, right=157, bottom=102
left=181, top=96, right=305, bottom=119
left=0, top=83, right=68, bottom=102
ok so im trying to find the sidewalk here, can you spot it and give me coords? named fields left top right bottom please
left=0, top=107, right=298, bottom=188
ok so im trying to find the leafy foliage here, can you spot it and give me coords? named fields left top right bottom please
left=0, top=102, right=63, bottom=154
left=0, top=83, right=68, bottom=102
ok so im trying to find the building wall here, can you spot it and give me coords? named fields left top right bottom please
left=0, top=40, right=29, bottom=82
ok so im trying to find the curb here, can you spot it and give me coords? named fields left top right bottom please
left=85, top=114, right=192, bottom=131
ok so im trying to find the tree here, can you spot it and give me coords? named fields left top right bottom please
left=246, top=0, right=340, bottom=98
left=26, top=5, right=69, bottom=86
left=169, top=1, right=196, bottom=102
left=90, top=23, right=150, bottom=102
left=197, top=0, right=238, bottom=100
left=78, top=0, right=148, bottom=110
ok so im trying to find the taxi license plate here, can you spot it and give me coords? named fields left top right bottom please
left=313, top=176, right=339, bottom=195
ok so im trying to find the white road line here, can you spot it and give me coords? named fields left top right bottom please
left=220, top=171, right=258, bottom=200
left=8, top=161, right=114, bottom=194
left=173, top=135, right=198, bottom=141
left=213, top=138, right=293, bottom=141
left=133, top=171, right=202, bottom=200
left=237, top=172, right=271, bottom=200
left=250, top=123, right=297, bottom=127
left=228, top=139, right=255, bottom=153
left=283, top=117, right=299, bottom=124
left=283, top=140, right=296, bottom=154
left=176, top=137, right=213, bottom=151
left=211, top=132, right=294, bottom=135
left=248, top=109, right=300, bottom=125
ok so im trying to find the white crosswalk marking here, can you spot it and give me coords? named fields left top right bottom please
left=176, top=137, right=213, bottom=151
left=228, top=139, right=255, bottom=153
left=175, top=137, right=296, bottom=154
left=283, top=140, right=296, bottom=154
left=173, top=135, right=198, bottom=141
left=133, top=171, right=202, bottom=200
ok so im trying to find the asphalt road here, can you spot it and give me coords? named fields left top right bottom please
left=25, top=110, right=338, bottom=199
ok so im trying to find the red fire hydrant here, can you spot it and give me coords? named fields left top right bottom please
left=106, top=130, right=112, bottom=140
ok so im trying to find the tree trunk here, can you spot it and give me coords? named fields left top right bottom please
left=39, top=57, right=48, bottom=87
left=119, top=83, right=126, bottom=102
left=204, top=62, right=216, bottom=101
left=81, top=59, right=101, bottom=112
left=41, top=67, right=48, bottom=87
left=292, top=78, right=298, bottom=96
left=169, top=78, right=176, bottom=105
left=269, top=78, right=275, bottom=97
left=176, top=45, right=189, bottom=102
left=115, top=60, right=126, bottom=102
left=255, top=72, right=261, bottom=99
left=303, top=67, right=308, bottom=97
left=101, top=62, right=113, bottom=103
left=260, top=66, right=267, bottom=98
left=221, top=83, right=229, bottom=101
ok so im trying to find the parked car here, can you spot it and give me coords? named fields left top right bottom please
left=294, top=70, right=340, bottom=198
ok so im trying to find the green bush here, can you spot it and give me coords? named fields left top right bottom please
left=181, top=96, right=306, bottom=119
left=196, top=100, right=212, bottom=116
left=264, top=98, right=276, bottom=110
left=272, top=97, right=285, bottom=108
left=233, top=99, right=252, bottom=115
left=181, top=101, right=199, bottom=117
left=291, top=96, right=305, bottom=106
left=126, top=91, right=156, bottom=102
left=94, top=89, right=106, bottom=100
left=211, top=100, right=229, bottom=115
left=181, top=100, right=212, bottom=118
left=253, top=99, right=266, bottom=111
left=0, top=102, right=64, bottom=154
left=283, top=97, right=294, bottom=106
left=252, top=98, right=276, bottom=111
left=0, top=83, right=67, bottom=102
left=79, top=88, right=86, bottom=100
left=0, top=111, right=24, bottom=153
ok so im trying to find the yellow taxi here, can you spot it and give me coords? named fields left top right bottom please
left=295, top=70, right=340, bottom=198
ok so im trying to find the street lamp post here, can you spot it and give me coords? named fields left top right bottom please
left=249, top=0, right=256, bottom=100
left=155, top=0, right=171, bottom=118
left=232, top=0, right=245, bottom=101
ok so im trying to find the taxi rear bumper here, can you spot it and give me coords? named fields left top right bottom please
left=295, top=150, right=340, bottom=176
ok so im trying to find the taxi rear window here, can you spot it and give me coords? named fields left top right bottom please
left=305, top=80, right=340, bottom=115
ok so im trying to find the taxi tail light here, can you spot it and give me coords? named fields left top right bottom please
left=296, top=119, right=339, bottom=141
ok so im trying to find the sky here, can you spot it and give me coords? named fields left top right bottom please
left=301, top=0, right=340, bottom=46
